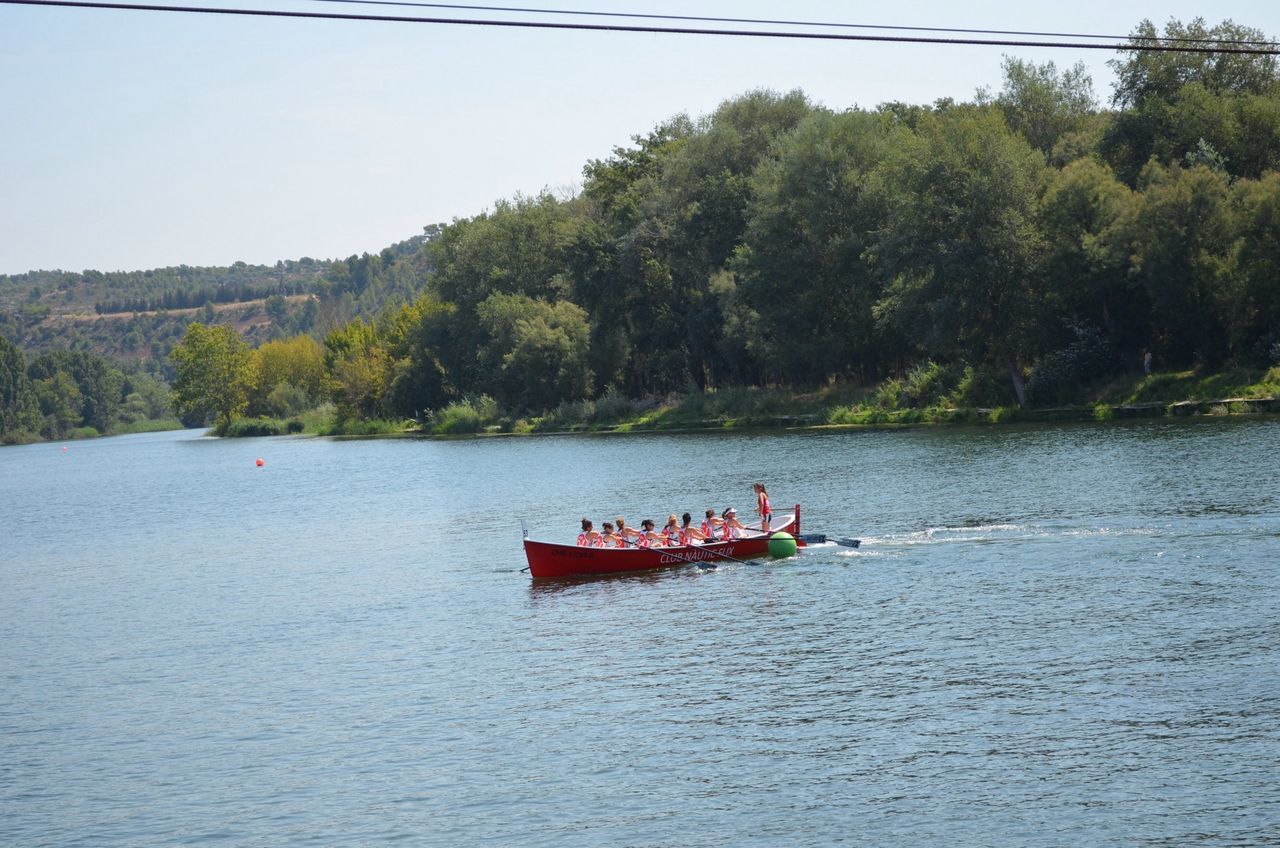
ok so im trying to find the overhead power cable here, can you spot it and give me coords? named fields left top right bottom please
left=300, top=0, right=1280, bottom=49
left=3, top=0, right=1279, bottom=55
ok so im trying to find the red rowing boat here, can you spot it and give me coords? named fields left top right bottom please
left=523, top=506, right=802, bottom=579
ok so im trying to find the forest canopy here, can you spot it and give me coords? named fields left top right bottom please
left=307, top=17, right=1280, bottom=422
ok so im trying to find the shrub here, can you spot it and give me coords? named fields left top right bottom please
left=219, top=417, right=287, bottom=437
left=591, top=389, right=637, bottom=423
left=333, top=419, right=403, bottom=436
left=542, top=399, right=595, bottom=429
left=431, top=396, right=498, bottom=435
left=901, top=361, right=963, bottom=408
left=949, top=365, right=1008, bottom=408
left=1026, top=324, right=1115, bottom=406
left=873, top=378, right=905, bottom=410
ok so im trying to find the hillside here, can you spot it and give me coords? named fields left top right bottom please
left=0, top=228, right=441, bottom=362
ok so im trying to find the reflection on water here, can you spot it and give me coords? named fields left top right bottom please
left=2, top=419, right=1278, bottom=846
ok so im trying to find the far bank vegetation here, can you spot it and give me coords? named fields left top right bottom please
left=5, top=18, right=1280, bottom=442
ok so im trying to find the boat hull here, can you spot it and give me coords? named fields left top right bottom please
left=524, top=511, right=798, bottom=580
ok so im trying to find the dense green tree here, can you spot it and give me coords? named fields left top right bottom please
left=27, top=350, right=124, bottom=433
left=119, top=372, right=172, bottom=425
left=1119, top=162, right=1234, bottom=365
left=1109, top=17, right=1279, bottom=108
left=733, top=109, right=894, bottom=383
left=324, top=295, right=455, bottom=421
left=324, top=318, right=390, bottom=422
left=1102, top=19, right=1280, bottom=183
left=582, top=117, right=694, bottom=230
left=633, top=89, right=815, bottom=391
left=569, top=89, right=818, bottom=394
left=426, top=193, right=571, bottom=391
left=0, top=334, right=40, bottom=440
left=248, top=335, right=326, bottom=416
left=989, top=57, right=1097, bottom=155
left=394, top=296, right=459, bottom=418
left=874, top=107, right=1050, bottom=404
left=32, top=371, right=83, bottom=437
left=1037, top=158, right=1140, bottom=350
left=169, top=323, right=257, bottom=428
left=1101, top=83, right=1280, bottom=183
left=1226, top=172, right=1280, bottom=362
left=475, top=293, right=592, bottom=411
left=265, top=294, right=288, bottom=322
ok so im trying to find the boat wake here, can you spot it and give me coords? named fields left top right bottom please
left=852, top=522, right=1163, bottom=550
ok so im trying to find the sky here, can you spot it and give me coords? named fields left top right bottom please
left=2, top=0, right=1278, bottom=274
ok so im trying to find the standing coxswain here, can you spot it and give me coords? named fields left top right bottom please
left=753, top=483, right=772, bottom=532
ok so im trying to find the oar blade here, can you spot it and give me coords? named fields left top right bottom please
left=796, top=533, right=861, bottom=549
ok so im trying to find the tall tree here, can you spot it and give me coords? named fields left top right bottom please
left=475, top=293, right=593, bottom=412
left=1037, top=158, right=1140, bottom=350
left=990, top=57, right=1097, bottom=156
left=1119, top=162, right=1234, bottom=365
left=874, top=107, right=1049, bottom=404
left=733, top=109, right=894, bottom=383
left=169, top=323, right=257, bottom=429
left=249, top=334, right=327, bottom=416
left=27, top=350, right=124, bottom=433
left=1109, top=18, right=1279, bottom=108
left=1225, top=172, right=1280, bottom=362
left=0, top=334, right=39, bottom=440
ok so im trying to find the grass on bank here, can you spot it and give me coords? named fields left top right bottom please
left=213, top=364, right=1280, bottom=438
left=1095, top=367, right=1280, bottom=405
left=1, top=417, right=186, bottom=446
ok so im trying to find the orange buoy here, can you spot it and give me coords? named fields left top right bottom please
left=255, top=458, right=265, bottom=467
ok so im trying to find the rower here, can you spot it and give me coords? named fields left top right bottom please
left=662, top=514, right=687, bottom=547
left=615, top=516, right=642, bottom=543
left=577, top=518, right=603, bottom=547
left=638, top=519, right=666, bottom=547
left=601, top=521, right=624, bottom=548
left=720, top=507, right=748, bottom=540
left=681, top=512, right=711, bottom=543
left=701, top=508, right=723, bottom=540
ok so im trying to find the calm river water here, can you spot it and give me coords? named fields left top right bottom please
left=2, top=420, right=1278, bottom=845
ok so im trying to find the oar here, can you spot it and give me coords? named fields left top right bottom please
left=796, top=533, right=861, bottom=548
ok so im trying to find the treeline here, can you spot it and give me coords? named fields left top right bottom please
left=0, top=259, right=327, bottom=313
left=307, top=17, right=1280, bottom=422
left=93, top=281, right=313, bottom=315
left=0, top=333, right=174, bottom=443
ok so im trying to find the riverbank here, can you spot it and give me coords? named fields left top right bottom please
left=228, top=365, right=1280, bottom=439
left=432, top=366, right=1280, bottom=435
left=1, top=417, right=184, bottom=446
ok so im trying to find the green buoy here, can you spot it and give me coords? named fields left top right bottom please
left=768, top=531, right=797, bottom=559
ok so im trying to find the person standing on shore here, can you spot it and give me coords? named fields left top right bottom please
left=1143, top=349, right=1153, bottom=375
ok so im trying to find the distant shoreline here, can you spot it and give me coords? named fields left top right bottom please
left=239, top=383, right=1279, bottom=440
